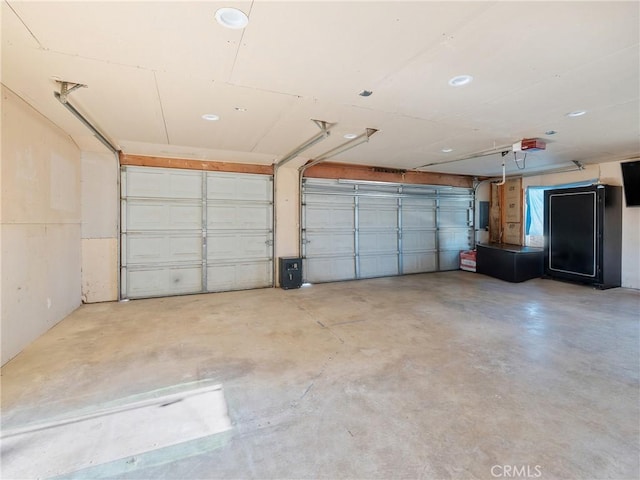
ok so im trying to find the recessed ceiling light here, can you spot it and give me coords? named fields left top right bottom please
left=234, top=107, right=247, bottom=112
left=441, top=148, right=453, bottom=153
left=215, top=7, right=249, bottom=29
left=344, top=133, right=358, bottom=139
left=545, top=130, right=558, bottom=135
left=448, top=74, right=473, bottom=87
left=359, top=90, right=373, bottom=97
left=566, top=110, right=587, bottom=117
left=202, top=114, right=220, bottom=121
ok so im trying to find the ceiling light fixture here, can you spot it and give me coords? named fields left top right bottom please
left=234, top=107, right=247, bottom=112
left=545, top=130, right=558, bottom=135
left=202, top=114, right=220, bottom=121
left=215, top=7, right=249, bottom=29
left=359, top=90, right=373, bottom=97
left=566, top=110, right=587, bottom=117
left=441, top=148, right=453, bottom=153
left=448, top=74, right=473, bottom=87
left=344, top=133, right=358, bottom=139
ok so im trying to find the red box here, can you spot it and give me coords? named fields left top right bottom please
left=460, top=250, right=477, bottom=272
left=521, top=138, right=546, bottom=151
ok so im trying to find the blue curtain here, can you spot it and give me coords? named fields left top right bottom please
left=525, top=180, right=596, bottom=236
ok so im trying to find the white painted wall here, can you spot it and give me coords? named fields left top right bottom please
left=600, top=161, right=639, bottom=290
left=274, top=165, right=301, bottom=285
left=81, top=151, right=118, bottom=302
left=1, top=86, right=82, bottom=365
left=522, top=161, right=640, bottom=289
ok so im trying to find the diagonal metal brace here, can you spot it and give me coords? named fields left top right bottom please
left=275, top=119, right=335, bottom=167
left=56, top=80, right=87, bottom=104
left=304, top=127, right=379, bottom=170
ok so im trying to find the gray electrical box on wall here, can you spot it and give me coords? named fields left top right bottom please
left=279, top=257, right=303, bottom=290
left=478, top=201, right=490, bottom=230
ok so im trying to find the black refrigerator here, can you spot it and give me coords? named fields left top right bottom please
left=544, top=184, right=622, bottom=289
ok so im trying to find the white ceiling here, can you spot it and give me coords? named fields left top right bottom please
left=2, top=1, right=639, bottom=177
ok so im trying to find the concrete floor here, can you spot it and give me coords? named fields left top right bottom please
left=1, top=271, right=639, bottom=479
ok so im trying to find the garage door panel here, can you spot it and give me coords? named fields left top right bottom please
left=360, top=254, right=398, bottom=278
left=402, top=230, right=437, bottom=252
left=207, top=261, right=272, bottom=292
left=304, top=257, right=355, bottom=283
left=439, top=229, right=472, bottom=249
left=125, top=168, right=202, bottom=199
left=439, top=210, right=470, bottom=228
left=359, top=231, right=398, bottom=253
left=207, top=204, right=272, bottom=230
left=305, top=205, right=353, bottom=229
left=126, top=266, right=202, bottom=298
left=358, top=184, right=398, bottom=194
left=403, top=253, right=437, bottom=274
left=304, top=231, right=354, bottom=256
left=126, top=201, right=202, bottom=231
left=126, top=233, right=202, bottom=265
left=359, top=208, right=397, bottom=228
left=439, top=198, right=473, bottom=209
left=303, top=181, right=356, bottom=196
left=207, top=173, right=272, bottom=202
left=402, top=208, right=436, bottom=229
left=359, top=196, right=396, bottom=206
left=207, top=233, right=271, bottom=261
left=304, top=192, right=353, bottom=204
left=359, top=199, right=397, bottom=227
left=402, top=197, right=436, bottom=208
left=440, top=251, right=462, bottom=271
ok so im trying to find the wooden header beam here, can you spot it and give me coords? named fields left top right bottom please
left=119, top=153, right=274, bottom=175
left=119, top=155, right=473, bottom=187
left=303, top=162, right=473, bottom=188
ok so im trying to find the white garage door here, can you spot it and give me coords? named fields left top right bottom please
left=302, top=178, right=473, bottom=283
left=121, top=166, right=273, bottom=299
left=303, top=183, right=356, bottom=282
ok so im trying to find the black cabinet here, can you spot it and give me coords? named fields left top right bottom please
left=477, top=243, right=544, bottom=282
left=544, top=184, right=622, bottom=289
left=279, top=257, right=303, bottom=289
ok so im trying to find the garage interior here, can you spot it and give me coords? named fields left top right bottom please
left=1, top=1, right=639, bottom=479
